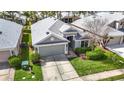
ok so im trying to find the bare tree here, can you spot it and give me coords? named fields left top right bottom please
left=84, top=18, right=112, bottom=48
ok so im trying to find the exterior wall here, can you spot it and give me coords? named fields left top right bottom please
left=0, top=50, right=10, bottom=62
left=74, top=40, right=81, bottom=48
left=107, top=36, right=121, bottom=45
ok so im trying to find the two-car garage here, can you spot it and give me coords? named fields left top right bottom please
left=37, top=43, right=68, bottom=57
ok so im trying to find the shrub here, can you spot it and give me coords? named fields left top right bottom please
left=74, top=48, right=83, bottom=54
left=86, top=48, right=107, bottom=60
left=94, top=47, right=102, bottom=52
left=30, top=53, right=40, bottom=63
left=74, top=47, right=92, bottom=55
left=8, top=56, right=21, bottom=67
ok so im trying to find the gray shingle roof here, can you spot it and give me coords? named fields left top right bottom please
left=0, top=19, right=23, bottom=50
left=31, top=17, right=70, bottom=45
left=72, top=12, right=124, bottom=37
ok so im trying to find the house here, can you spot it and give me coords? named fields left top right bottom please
left=31, top=17, right=91, bottom=57
left=0, top=19, right=23, bottom=62
left=72, top=12, right=124, bottom=46
left=14, top=12, right=27, bottom=25
left=60, top=12, right=80, bottom=23
left=31, top=12, right=124, bottom=57
left=72, top=12, right=124, bottom=58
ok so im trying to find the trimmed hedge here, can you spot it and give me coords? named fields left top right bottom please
left=86, top=47, right=107, bottom=60
left=8, top=56, right=21, bottom=67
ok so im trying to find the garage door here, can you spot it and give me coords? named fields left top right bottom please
left=39, top=44, right=65, bottom=57
left=107, top=37, right=121, bottom=45
left=0, top=51, right=10, bottom=62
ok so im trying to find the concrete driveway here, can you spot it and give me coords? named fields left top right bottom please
left=107, top=44, right=124, bottom=58
left=0, top=62, right=15, bottom=81
left=41, top=54, right=81, bottom=81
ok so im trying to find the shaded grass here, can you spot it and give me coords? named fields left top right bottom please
left=70, top=57, right=124, bottom=76
left=99, top=74, right=124, bottom=81
left=14, top=31, right=43, bottom=81
left=20, top=34, right=29, bottom=60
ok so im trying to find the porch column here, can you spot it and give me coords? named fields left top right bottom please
left=37, top=47, right=40, bottom=53
left=120, top=36, right=123, bottom=44
left=10, top=50, right=13, bottom=56
left=64, top=44, right=68, bottom=54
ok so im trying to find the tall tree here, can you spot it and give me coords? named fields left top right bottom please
left=84, top=18, right=112, bottom=48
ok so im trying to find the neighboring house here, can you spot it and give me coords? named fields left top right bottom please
left=0, top=19, right=23, bottom=62
left=31, top=17, right=90, bottom=57
left=72, top=12, right=124, bottom=46
left=14, top=12, right=27, bottom=25
left=60, top=12, right=80, bottom=23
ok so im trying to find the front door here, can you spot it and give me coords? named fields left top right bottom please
left=67, top=36, right=73, bottom=48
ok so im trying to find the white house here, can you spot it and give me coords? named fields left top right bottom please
left=72, top=12, right=124, bottom=46
left=31, top=17, right=91, bottom=57
left=0, top=19, right=23, bottom=62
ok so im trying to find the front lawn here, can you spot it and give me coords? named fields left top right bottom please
left=14, top=64, right=43, bottom=81
left=14, top=28, right=43, bottom=81
left=70, top=56, right=124, bottom=76
left=99, top=74, right=124, bottom=81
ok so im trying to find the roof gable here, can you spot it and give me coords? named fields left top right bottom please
left=35, top=34, right=69, bottom=45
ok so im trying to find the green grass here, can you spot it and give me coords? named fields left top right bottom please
left=70, top=57, right=124, bottom=76
left=14, top=64, right=43, bottom=81
left=14, top=29, right=43, bottom=81
left=20, top=34, right=29, bottom=60
left=99, top=74, right=124, bottom=81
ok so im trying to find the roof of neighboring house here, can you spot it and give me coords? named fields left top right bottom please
left=0, top=19, right=23, bottom=50
left=31, top=17, right=69, bottom=45
left=72, top=12, right=124, bottom=37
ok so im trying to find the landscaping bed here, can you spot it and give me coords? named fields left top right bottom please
left=99, top=74, right=124, bottom=81
left=70, top=47, right=124, bottom=77
left=14, top=28, right=43, bottom=81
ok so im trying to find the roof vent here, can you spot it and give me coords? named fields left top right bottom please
left=0, top=31, right=2, bottom=35
left=46, top=32, right=50, bottom=35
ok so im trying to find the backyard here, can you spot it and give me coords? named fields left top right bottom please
left=70, top=47, right=124, bottom=77
left=14, top=26, right=43, bottom=81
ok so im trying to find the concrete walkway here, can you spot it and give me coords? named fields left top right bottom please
left=41, top=54, right=81, bottom=81
left=81, top=69, right=124, bottom=81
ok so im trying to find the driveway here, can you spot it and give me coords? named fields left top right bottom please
left=107, top=44, right=124, bottom=58
left=0, top=62, right=15, bottom=81
left=41, top=54, right=81, bottom=81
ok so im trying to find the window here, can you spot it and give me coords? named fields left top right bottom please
left=81, top=41, right=85, bottom=47
left=81, top=40, right=89, bottom=47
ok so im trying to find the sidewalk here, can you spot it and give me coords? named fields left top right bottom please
left=81, top=69, right=124, bottom=81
